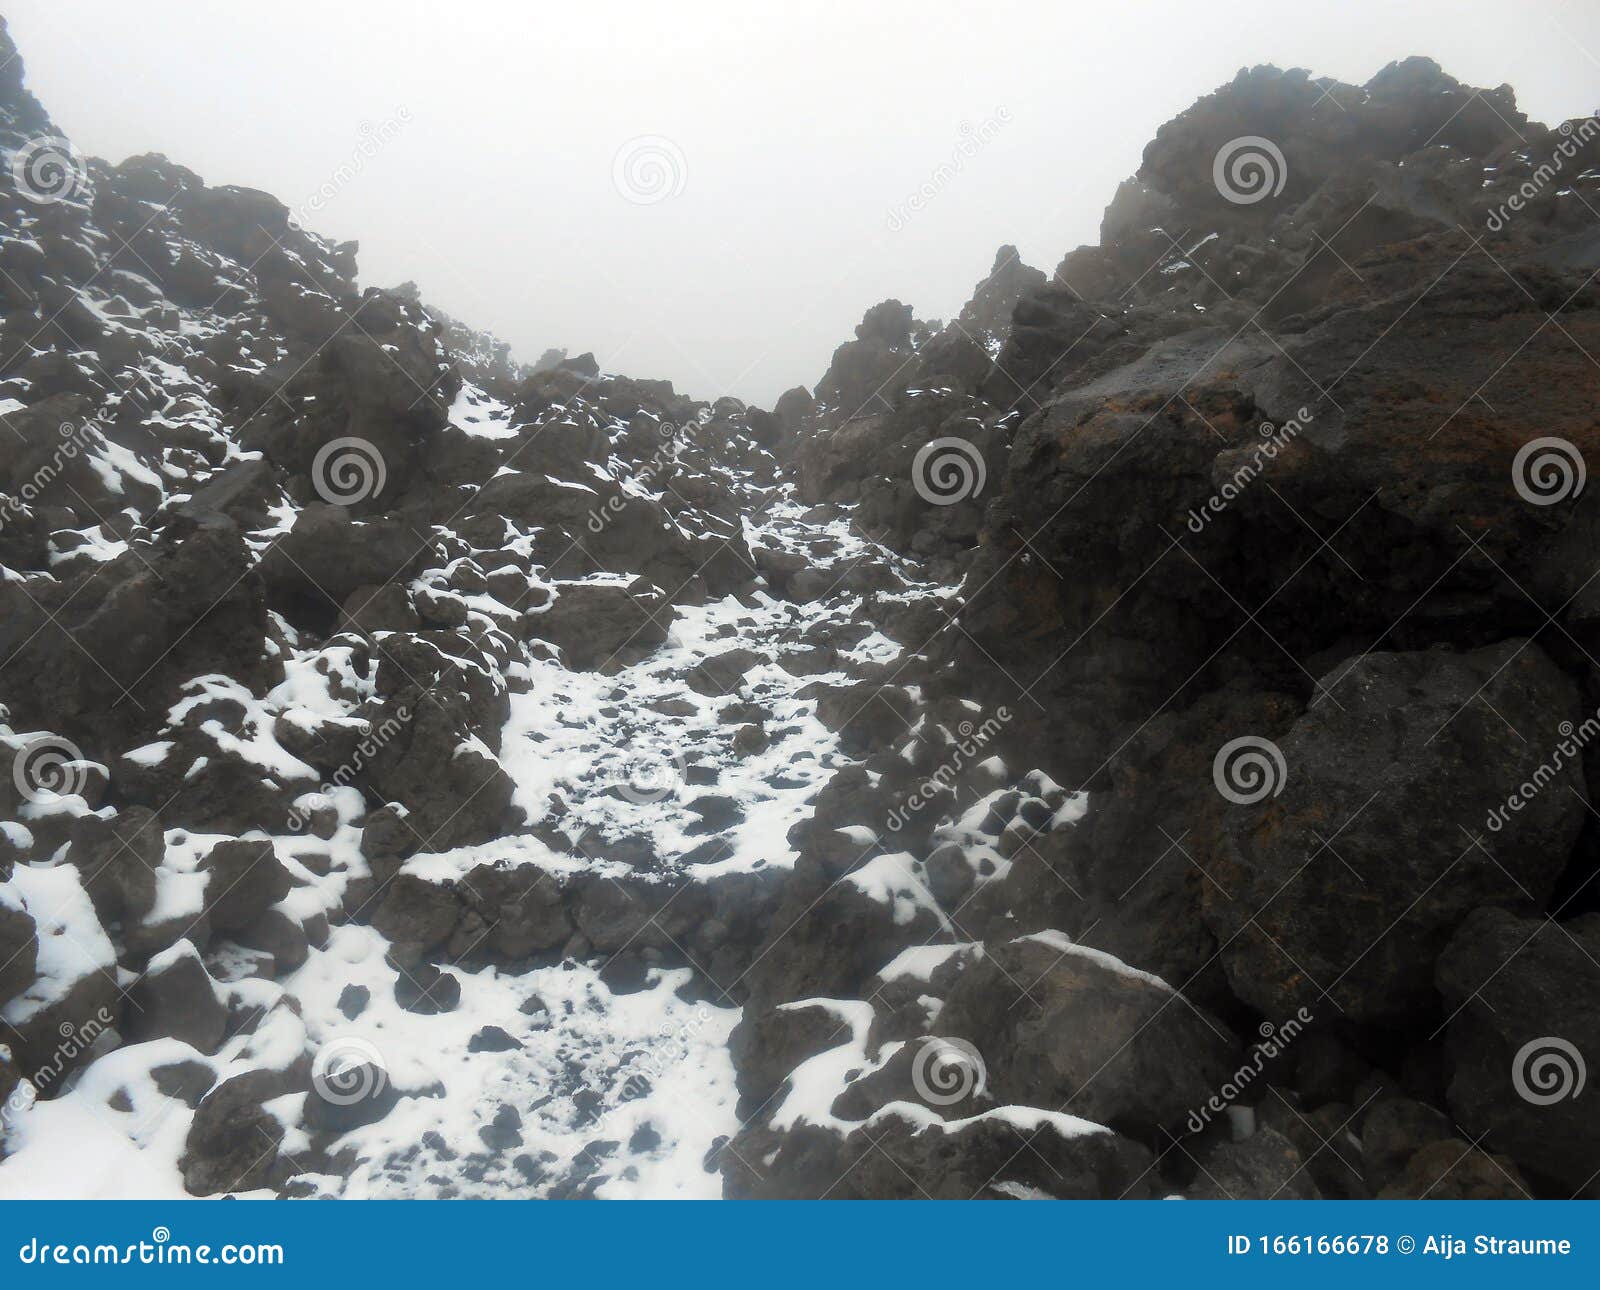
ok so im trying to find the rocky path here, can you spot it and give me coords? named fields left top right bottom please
left=3, top=17, right=1599, bottom=1201
left=0, top=373, right=962, bottom=1197
left=293, top=494, right=949, bottom=1199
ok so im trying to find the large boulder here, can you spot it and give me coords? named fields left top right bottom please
left=175, top=459, right=282, bottom=529
left=740, top=855, right=946, bottom=1015
left=125, top=940, right=228, bottom=1054
left=1186, top=1127, right=1321, bottom=1199
left=458, top=862, right=570, bottom=960
left=0, top=865, right=119, bottom=1088
left=960, top=216, right=1600, bottom=782
left=939, top=932, right=1241, bottom=1138
left=810, top=300, right=916, bottom=425
left=357, top=700, right=517, bottom=850
left=0, top=515, right=267, bottom=746
left=181, top=1068, right=300, bottom=1196
left=726, top=1105, right=1155, bottom=1200
left=1204, top=640, right=1586, bottom=1024
left=1362, top=1095, right=1455, bottom=1194
left=200, top=839, right=292, bottom=933
left=66, top=807, right=164, bottom=926
left=527, top=580, right=672, bottom=671
left=1435, top=907, right=1600, bottom=1192
left=257, top=505, right=427, bottom=625
left=115, top=723, right=310, bottom=837
left=1377, top=1139, right=1531, bottom=1199
left=370, top=874, right=461, bottom=966
left=566, top=867, right=784, bottom=994
left=1000, top=685, right=1301, bottom=1012
left=729, top=1001, right=853, bottom=1114
left=237, top=292, right=459, bottom=510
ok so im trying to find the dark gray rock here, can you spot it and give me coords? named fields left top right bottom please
left=459, top=862, right=570, bottom=960
left=181, top=1068, right=302, bottom=1196
left=201, top=839, right=292, bottom=933
left=1207, top=641, right=1585, bottom=1025
left=728, top=1002, right=854, bottom=1115
left=1187, top=1127, right=1321, bottom=1199
left=0, top=897, right=36, bottom=1010
left=1435, top=907, right=1600, bottom=1191
left=527, top=580, right=672, bottom=671
left=371, top=875, right=460, bottom=966
left=67, top=806, right=164, bottom=925
left=940, top=933, right=1241, bottom=1138
left=125, top=941, right=228, bottom=1054
left=726, top=1106, right=1154, bottom=1199
left=468, top=1026, right=522, bottom=1053
left=1362, top=1096, right=1454, bottom=1194
left=258, top=505, right=427, bottom=621
left=234, top=908, right=309, bottom=976
left=394, top=963, right=460, bottom=1015
left=1377, top=1138, right=1531, bottom=1199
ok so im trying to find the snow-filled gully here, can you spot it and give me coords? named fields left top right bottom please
left=0, top=490, right=948, bottom=1199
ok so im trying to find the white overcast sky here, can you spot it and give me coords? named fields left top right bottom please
left=10, top=1, right=1600, bottom=404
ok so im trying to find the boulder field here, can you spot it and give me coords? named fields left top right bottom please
left=0, top=22, right=1595, bottom=1198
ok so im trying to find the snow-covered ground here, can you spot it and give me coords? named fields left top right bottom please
left=0, top=489, right=947, bottom=1199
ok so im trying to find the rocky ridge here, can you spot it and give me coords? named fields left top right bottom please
left=0, top=24, right=1597, bottom=1199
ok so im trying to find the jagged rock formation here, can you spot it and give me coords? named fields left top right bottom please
left=747, top=58, right=1600, bottom=1199
left=0, top=17, right=1596, bottom=1201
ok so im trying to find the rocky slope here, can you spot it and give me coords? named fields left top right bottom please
left=1, top=21, right=1596, bottom=1199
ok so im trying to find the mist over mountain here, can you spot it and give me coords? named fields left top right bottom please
left=1, top=11, right=1598, bottom=1201
left=8, top=0, right=1597, bottom=406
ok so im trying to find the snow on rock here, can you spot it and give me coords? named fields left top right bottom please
left=14, top=19, right=1568, bottom=1203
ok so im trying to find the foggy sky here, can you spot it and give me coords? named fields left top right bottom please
left=9, top=0, right=1600, bottom=406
